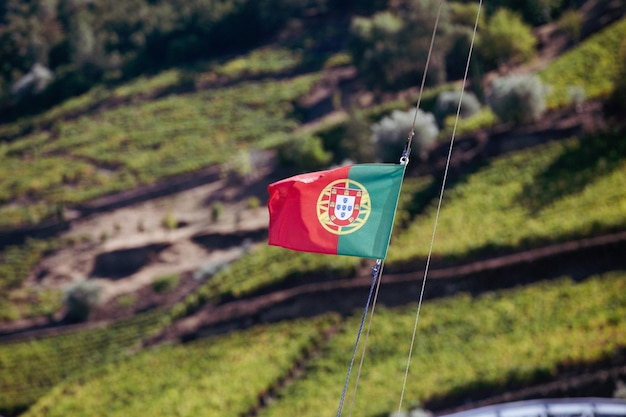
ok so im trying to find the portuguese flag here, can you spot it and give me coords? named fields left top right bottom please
left=268, top=164, right=405, bottom=259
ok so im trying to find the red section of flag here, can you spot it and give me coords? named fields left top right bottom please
left=268, top=166, right=351, bottom=255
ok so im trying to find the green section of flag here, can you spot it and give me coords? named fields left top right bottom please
left=337, top=164, right=405, bottom=259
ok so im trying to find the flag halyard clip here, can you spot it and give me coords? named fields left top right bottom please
left=400, top=130, right=415, bottom=166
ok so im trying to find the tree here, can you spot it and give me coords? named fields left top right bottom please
left=487, top=74, right=548, bottom=125
left=278, top=134, right=333, bottom=171
left=478, top=8, right=537, bottom=70
left=445, top=2, right=485, bottom=81
left=486, top=0, right=566, bottom=26
left=433, top=90, right=482, bottom=127
left=349, top=0, right=452, bottom=90
left=342, top=108, right=377, bottom=163
left=63, top=280, right=102, bottom=323
left=371, top=109, right=438, bottom=162
left=0, top=0, right=61, bottom=74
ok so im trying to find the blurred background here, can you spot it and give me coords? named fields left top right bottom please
left=1, top=0, right=626, bottom=416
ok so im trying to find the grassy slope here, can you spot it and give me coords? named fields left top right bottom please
left=20, top=271, right=626, bottom=417
left=540, top=17, right=626, bottom=108
left=21, top=315, right=338, bottom=417
left=3, top=128, right=625, bottom=416
left=257, top=272, right=626, bottom=417
left=0, top=311, right=167, bottom=414
left=388, top=132, right=626, bottom=263
left=0, top=48, right=314, bottom=229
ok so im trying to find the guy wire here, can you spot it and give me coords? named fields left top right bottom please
left=346, top=260, right=386, bottom=417
left=396, top=0, right=483, bottom=413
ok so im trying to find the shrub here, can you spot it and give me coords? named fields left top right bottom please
left=486, top=0, right=565, bottom=25
left=323, top=53, right=352, bottom=69
left=339, top=108, right=376, bottom=163
left=116, top=294, right=136, bottom=308
left=222, top=149, right=255, bottom=185
left=446, top=2, right=487, bottom=81
left=371, top=109, right=438, bottom=162
left=161, top=212, right=178, bottom=230
left=433, top=90, right=482, bottom=127
left=63, top=280, right=102, bottom=323
left=152, top=273, right=180, bottom=293
left=193, top=259, right=231, bottom=281
left=277, top=134, right=332, bottom=171
left=449, top=2, right=486, bottom=28
left=487, top=74, right=548, bottom=125
left=211, top=202, right=224, bottom=223
left=558, top=9, right=582, bottom=43
left=246, top=196, right=261, bottom=209
left=479, top=8, right=537, bottom=70
left=567, top=86, right=585, bottom=111
left=348, top=0, right=452, bottom=89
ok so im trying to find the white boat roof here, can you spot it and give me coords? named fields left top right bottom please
left=439, top=398, right=626, bottom=417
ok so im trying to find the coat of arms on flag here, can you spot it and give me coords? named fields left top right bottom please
left=317, top=180, right=370, bottom=234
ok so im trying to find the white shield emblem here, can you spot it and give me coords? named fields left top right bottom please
left=329, top=187, right=362, bottom=226
left=333, top=194, right=356, bottom=221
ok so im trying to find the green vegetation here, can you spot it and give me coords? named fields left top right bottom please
left=0, top=287, right=61, bottom=323
left=213, top=47, right=304, bottom=79
left=433, top=90, right=482, bottom=127
left=487, top=74, right=547, bottom=124
left=0, top=239, right=64, bottom=321
left=175, top=245, right=360, bottom=319
left=171, top=128, right=626, bottom=317
left=0, top=73, right=318, bottom=229
left=371, top=109, right=439, bottom=162
left=116, top=294, right=136, bottom=308
left=161, top=212, right=179, bottom=230
left=22, top=315, right=339, bottom=417
left=439, top=108, right=497, bottom=139
left=478, top=8, right=537, bottom=69
left=259, top=271, right=626, bottom=417
left=349, top=0, right=450, bottom=89
left=62, top=280, right=103, bottom=323
left=0, top=47, right=305, bottom=143
left=277, top=134, right=333, bottom=171
left=0, top=310, right=168, bottom=415
left=152, top=273, right=180, bottom=294
left=388, top=132, right=626, bottom=263
left=1, top=3, right=626, bottom=417
left=17, top=271, right=626, bottom=417
left=0, top=239, right=57, bottom=294
left=557, top=9, right=583, bottom=43
left=540, top=17, right=626, bottom=108
left=0, top=0, right=325, bottom=114
left=486, top=0, right=568, bottom=26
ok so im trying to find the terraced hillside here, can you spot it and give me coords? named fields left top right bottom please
left=1, top=2, right=626, bottom=417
